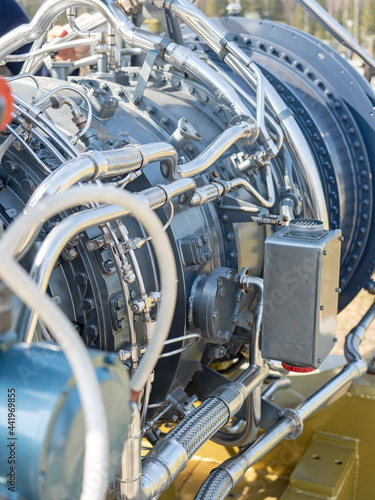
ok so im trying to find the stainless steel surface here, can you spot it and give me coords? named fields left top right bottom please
left=195, top=298, right=374, bottom=498
left=262, top=222, right=342, bottom=367
left=0, top=1, right=374, bottom=498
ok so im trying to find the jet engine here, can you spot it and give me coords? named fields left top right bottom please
left=0, top=0, right=374, bottom=498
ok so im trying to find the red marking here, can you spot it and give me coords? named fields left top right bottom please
left=282, top=362, right=317, bottom=373
left=131, top=389, right=141, bottom=402
left=0, top=78, right=12, bottom=131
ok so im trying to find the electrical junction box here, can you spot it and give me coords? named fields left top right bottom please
left=262, top=219, right=342, bottom=369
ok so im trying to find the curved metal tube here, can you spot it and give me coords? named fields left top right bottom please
left=145, top=0, right=328, bottom=225
left=214, top=276, right=264, bottom=447
left=0, top=0, right=158, bottom=59
left=195, top=300, right=375, bottom=499
left=163, top=43, right=253, bottom=119
left=169, top=122, right=257, bottom=180
left=16, top=179, right=196, bottom=342
left=227, top=164, right=275, bottom=208
left=295, top=0, right=375, bottom=72
left=0, top=0, right=253, bottom=134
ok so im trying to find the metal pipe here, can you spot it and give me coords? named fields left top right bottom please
left=165, top=121, right=257, bottom=181
left=12, top=142, right=176, bottom=260
left=0, top=0, right=157, bottom=60
left=214, top=276, right=264, bottom=447
left=227, top=165, right=275, bottom=208
left=21, top=12, right=106, bottom=74
left=133, top=364, right=269, bottom=500
left=0, top=0, right=251, bottom=129
left=27, top=142, right=176, bottom=207
left=163, top=43, right=253, bottom=119
left=146, top=0, right=328, bottom=225
left=115, top=404, right=142, bottom=500
left=295, top=0, right=375, bottom=72
left=194, top=300, right=375, bottom=499
left=16, top=179, right=196, bottom=342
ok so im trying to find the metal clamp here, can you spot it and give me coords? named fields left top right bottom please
left=218, top=34, right=234, bottom=60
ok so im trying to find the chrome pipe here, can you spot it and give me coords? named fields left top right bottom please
left=147, top=0, right=328, bottom=225
left=21, top=12, right=106, bottom=74
left=0, top=0, right=253, bottom=128
left=214, top=276, right=264, bottom=447
left=227, top=165, right=275, bottom=208
left=195, top=301, right=374, bottom=499
left=295, top=0, right=375, bottom=72
left=115, top=404, right=142, bottom=500
left=16, top=179, right=196, bottom=342
left=166, top=121, right=257, bottom=181
left=163, top=43, right=253, bottom=119
left=0, top=0, right=156, bottom=60
left=137, top=364, right=269, bottom=500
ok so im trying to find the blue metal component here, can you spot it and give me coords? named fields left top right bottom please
left=0, top=343, right=130, bottom=500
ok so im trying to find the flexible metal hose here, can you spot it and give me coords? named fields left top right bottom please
left=166, top=397, right=229, bottom=458
left=104, top=146, right=143, bottom=175
left=194, top=469, right=232, bottom=500
left=194, top=300, right=375, bottom=499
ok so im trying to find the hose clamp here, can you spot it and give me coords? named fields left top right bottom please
left=218, top=34, right=233, bottom=61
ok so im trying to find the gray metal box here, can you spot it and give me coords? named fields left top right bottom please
left=262, top=220, right=342, bottom=368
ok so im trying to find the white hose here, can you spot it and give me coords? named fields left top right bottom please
left=4, top=185, right=178, bottom=396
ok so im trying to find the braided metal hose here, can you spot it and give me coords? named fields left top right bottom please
left=103, top=146, right=143, bottom=175
left=195, top=469, right=233, bottom=500
left=166, top=397, right=229, bottom=458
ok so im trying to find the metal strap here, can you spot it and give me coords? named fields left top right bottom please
left=275, top=108, right=294, bottom=123
left=132, top=49, right=160, bottom=105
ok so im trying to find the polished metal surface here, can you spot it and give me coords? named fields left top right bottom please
left=0, top=1, right=374, bottom=498
left=262, top=223, right=342, bottom=367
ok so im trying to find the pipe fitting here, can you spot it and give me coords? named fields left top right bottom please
left=142, top=438, right=188, bottom=494
left=211, top=382, right=247, bottom=419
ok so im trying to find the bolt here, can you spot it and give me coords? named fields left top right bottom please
left=217, top=285, right=225, bottom=297
left=219, top=346, right=227, bottom=357
left=323, top=250, right=328, bottom=255
left=231, top=315, right=238, bottom=326
left=82, top=298, right=95, bottom=312
left=235, top=292, right=243, bottom=303
left=52, top=295, right=61, bottom=305
left=104, top=259, right=116, bottom=273
left=338, top=236, right=345, bottom=242
left=229, top=251, right=237, bottom=260
left=117, top=318, right=125, bottom=330
left=75, top=273, right=88, bottom=286
left=114, top=296, right=125, bottom=310
left=221, top=214, right=229, bottom=223
left=212, top=311, right=219, bottom=321
left=67, top=248, right=78, bottom=260
left=226, top=232, right=234, bottom=241
left=146, top=105, right=156, bottom=115
left=318, top=358, right=322, bottom=363
left=333, top=337, right=338, bottom=342
left=335, top=287, right=341, bottom=293
left=278, top=410, right=285, bottom=417
left=160, top=116, right=170, bottom=125
left=320, top=305, right=325, bottom=311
